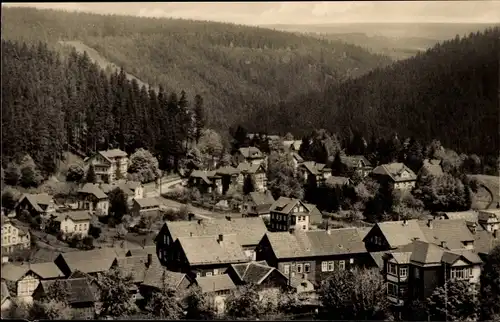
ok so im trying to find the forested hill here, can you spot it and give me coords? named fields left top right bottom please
left=1, top=7, right=392, bottom=130
left=247, top=27, right=499, bottom=157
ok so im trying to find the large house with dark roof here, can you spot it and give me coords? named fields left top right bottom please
left=226, top=261, right=289, bottom=293
left=381, top=240, right=482, bottom=308
left=156, top=217, right=268, bottom=264
left=256, top=228, right=371, bottom=285
left=234, top=147, right=266, bottom=166
left=298, top=161, right=332, bottom=187
left=54, top=247, right=119, bottom=278
left=188, top=170, right=223, bottom=194
left=242, top=191, right=275, bottom=218
left=236, top=162, right=267, bottom=192
left=15, top=193, right=56, bottom=218
left=215, top=166, right=241, bottom=194
left=340, top=155, right=373, bottom=177
left=269, top=197, right=318, bottom=232
left=169, top=234, right=250, bottom=279
left=77, top=183, right=109, bottom=216
left=84, top=149, right=129, bottom=183
left=372, top=163, right=417, bottom=190
left=43, top=210, right=91, bottom=238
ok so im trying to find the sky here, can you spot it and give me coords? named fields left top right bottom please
left=3, top=1, right=500, bottom=25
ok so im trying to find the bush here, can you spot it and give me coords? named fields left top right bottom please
left=4, top=162, right=21, bottom=186
left=1, top=188, right=20, bottom=212
left=66, top=164, right=85, bottom=182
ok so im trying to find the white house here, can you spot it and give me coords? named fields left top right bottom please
left=85, top=149, right=129, bottom=183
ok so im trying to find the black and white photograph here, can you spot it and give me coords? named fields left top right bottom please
left=1, top=1, right=499, bottom=320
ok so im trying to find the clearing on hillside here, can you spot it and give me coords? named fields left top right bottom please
left=470, top=174, right=500, bottom=209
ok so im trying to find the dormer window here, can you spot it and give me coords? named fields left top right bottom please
left=450, top=267, right=473, bottom=280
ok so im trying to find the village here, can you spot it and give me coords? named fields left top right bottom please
left=1, top=132, right=499, bottom=320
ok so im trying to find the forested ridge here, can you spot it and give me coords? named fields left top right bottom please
left=1, top=7, right=392, bottom=130
left=1, top=40, right=200, bottom=176
left=247, top=27, right=500, bottom=157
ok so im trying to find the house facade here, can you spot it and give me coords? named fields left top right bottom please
left=1, top=216, right=30, bottom=255
left=46, top=210, right=91, bottom=238
left=194, top=274, right=237, bottom=315
left=372, top=163, right=417, bottom=190
left=298, top=162, right=332, bottom=186
left=478, top=209, right=500, bottom=232
left=188, top=170, right=223, bottom=195
left=256, top=228, right=371, bottom=286
left=226, top=261, right=290, bottom=295
left=235, top=147, right=266, bottom=166
left=15, top=193, right=56, bottom=218
left=269, top=197, right=312, bottom=232
left=242, top=191, right=275, bottom=218
left=237, top=163, right=267, bottom=192
left=77, top=184, right=109, bottom=216
left=215, top=166, right=241, bottom=195
left=340, top=155, right=373, bottom=177
left=85, top=149, right=129, bottom=183
left=131, top=197, right=161, bottom=217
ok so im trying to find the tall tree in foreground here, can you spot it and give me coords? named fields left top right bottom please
left=225, top=285, right=263, bottom=319
left=127, top=148, right=161, bottom=183
left=182, top=285, right=217, bottom=320
left=86, top=164, right=96, bottom=183
left=108, top=187, right=129, bottom=223
left=318, top=268, right=391, bottom=321
left=145, top=271, right=183, bottom=319
left=480, top=245, right=500, bottom=321
left=96, top=268, right=137, bottom=318
left=426, top=279, right=479, bottom=322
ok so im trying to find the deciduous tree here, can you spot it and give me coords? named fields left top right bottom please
left=97, top=267, right=137, bottom=318
left=128, top=148, right=161, bottom=183
left=480, top=245, right=500, bottom=321
left=427, top=279, right=479, bottom=322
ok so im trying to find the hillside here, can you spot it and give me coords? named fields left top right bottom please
left=246, top=27, right=500, bottom=157
left=1, top=7, right=392, bottom=130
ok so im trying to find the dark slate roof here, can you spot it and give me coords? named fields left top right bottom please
left=134, top=197, right=160, bottom=208
left=249, top=191, right=275, bottom=206
left=473, top=226, right=500, bottom=255
left=393, top=240, right=482, bottom=265
left=79, top=183, right=108, bottom=199
left=340, top=155, right=372, bottom=168
left=478, top=209, right=500, bottom=222
left=418, top=219, right=475, bottom=250
left=142, top=258, right=187, bottom=290
left=100, top=149, right=127, bottom=159
left=270, top=197, right=311, bottom=215
left=372, top=163, right=417, bottom=182
left=301, top=161, right=328, bottom=175
left=178, top=234, right=248, bottom=266
left=325, top=176, right=351, bottom=187
left=230, top=262, right=283, bottom=285
left=438, top=211, right=479, bottom=222
left=216, top=166, right=240, bottom=176
left=114, top=256, right=149, bottom=283
left=196, top=274, right=237, bottom=293
left=166, top=217, right=268, bottom=247
left=265, top=228, right=367, bottom=259
left=40, top=278, right=96, bottom=304
left=1, top=262, right=64, bottom=281
left=236, top=162, right=265, bottom=174
left=238, top=147, right=263, bottom=159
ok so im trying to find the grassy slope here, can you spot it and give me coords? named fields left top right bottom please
left=1, top=7, right=393, bottom=130
left=470, top=174, right=500, bottom=209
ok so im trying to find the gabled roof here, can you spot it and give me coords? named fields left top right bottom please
left=236, top=162, right=265, bottom=174
left=372, top=163, right=417, bottom=182
left=418, top=219, right=475, bottom=250
left=39, top=278, right=96, bottom=304
left=142, top=257, right=188, bottom=290
left=238, top=147, right=264, bottom=159
left=325, top=176, right=351, bottom=187
left=478, top=209, right=500, bottom=222
left=1, top=262, right=64, bottom=281
left=438, top=211, right=478, bottom=222
left=79, top=183, right=108, bottom=200
left=178, top=234, right=248, bottom=266
left=216, top=166, right=240, bottom=176
left=393, top=240, right=482, bottom=265
left=196, top=274, right=237, bottom=294
left=471, top=225, right=500, bottom=255
left=165, top=217, right=268, bottom=247
left=230, top=262, right=284, bottom=285
left=53, top=210, right=91, bottom=223
left=134, top=197, right=160, bottom=208
left=264, top=228, right=367, bottom=259
left=369, top=220, right=428, bottom=248
left=248, top=191, right=275, bottom=206
left=270, top=197, right=311, bottom=215
left=18, top=193, right=55, bottom=212
left=340, top=155, right=372, bottom=168
left=57, top=248, right=119, bottom=274
left=100, top=183, right=134, bottom=196
left=99, top=149, right=128, bottom=160
left=300, top=161, right=329, bottom=175
left=114, top=256, right=149, bottom=283
left=126, top=245, right=156, bottom=257
left=190, top=170, right=220, bottom=184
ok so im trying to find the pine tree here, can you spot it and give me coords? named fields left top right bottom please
left=86, top=164, right=97, bottom=183
left=193, top=94, right=205, bottom=144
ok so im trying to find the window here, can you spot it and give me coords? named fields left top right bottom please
left=400, top=266, right=408, bottom=277
left=163, top=235, right=167, bottom=244
left=206, top=272, right=213, bottom=276
left=304, top=263, right=310, bottom=273
left=12, top=237, right=16, bottom=243
left=196, top=272, right=201, bottom=278
left=284, top=264, right=290, bottom=275
left=214, top=269, right=219, bottom=275
left=302, top=225, right=306, bottom=230
left=166, top=236, right=170, bottom=245
left=451, top=267, right=472, bottom=280
left=414, top=267, right=420, bottom=278
left=327, top=261, right=334, bottom=272
left=339, top=260, right=345, bottom=270
left=387, top=263, right=397, bottom=275
left=349, top=258, right=354, bottom=264
left=321, top=261, right=328, bottom=272
left=297, top=264, right=303, bottom=273
left=387, top=282, right=398, bottom=297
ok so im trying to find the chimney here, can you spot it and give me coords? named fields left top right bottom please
left=197, top=219, right=203, bottom=225
left=218, top=234, right=224, bottom=243
left=494, top=229, right=498, bottom=239
left=427, top=219, right=433, bottom=228
left=226, top=216, right=231, bottom=221
left=147, top=253, right=152, bottom=268
left=188, top=213, right=194, bottom=221
left=403, top=219, right=407, bottom=226
left=441, top=241, right=447, bottom=249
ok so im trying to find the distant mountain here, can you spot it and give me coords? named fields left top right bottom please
left=246, top=27, right=499, bottom=157
left=1, top=7, right=393, bottom=131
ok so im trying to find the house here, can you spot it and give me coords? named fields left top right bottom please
left=382, top=240, right=482, bottom=307
left=215, top=166, right=241, bottom=195
left=32, top=278, right=98, bottom=319
left=111, top=253, right=155, bottom=284
left=298, top=161, right=332, bottom=186
left=188, top=170, right=223, bottom=194
left=15, top=193, right=56, bottom=218
left=226, top=261, right=289, bottom=293
left=131, top=197, right=161, bottom=217
left=363, top=219, right=476, bottom=253
left=283, top=140, right=302, bottom=152
left=419, top=159, right=444, bottom=177
left=256, top=227, right=370, bottom=285
left=169, top=234, right=249, bottom=279
left=54, top=247, right=119, bottom=278
left=340, top=155, right=373, bottom=177
left=126, top=181, right=144, bottom=200
left=1, top=215, right=30, bottom=255
left=372, top=163, right=417, bottom=190
left=77, top=183, right=109, bottom=216
left=84, top=149, right=129, bottom=183
left=236, top=162, right=267, bottom=192
left=1, top=262, right=64, bottom=303
left=194, top=274, right=237, bottom=315
left=435, top=210, right=478, bottom=222
left=1, top=281, right=13, bottom=314
left=325, top=176, right=352, bottom=188
left=156, top=217, right=268, bottom=264
left=140, top=257, right=191, bottom=300
left=469, top=223, right=500, bottom=260
left=235, top=147, right=266, bottom=166
left=269, top=197, right=314, bottom=232
left=242, top=191, right=275, bottom=218
left=477, top=209, right=500, bottom=232
left=100, top=182, right=135, bottom=205
left=44, top=210, right=91, bottom=238
left=290, top=152, right=304, bottom=171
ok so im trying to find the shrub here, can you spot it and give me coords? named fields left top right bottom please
left=66, top=164, right=85, bottom=182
